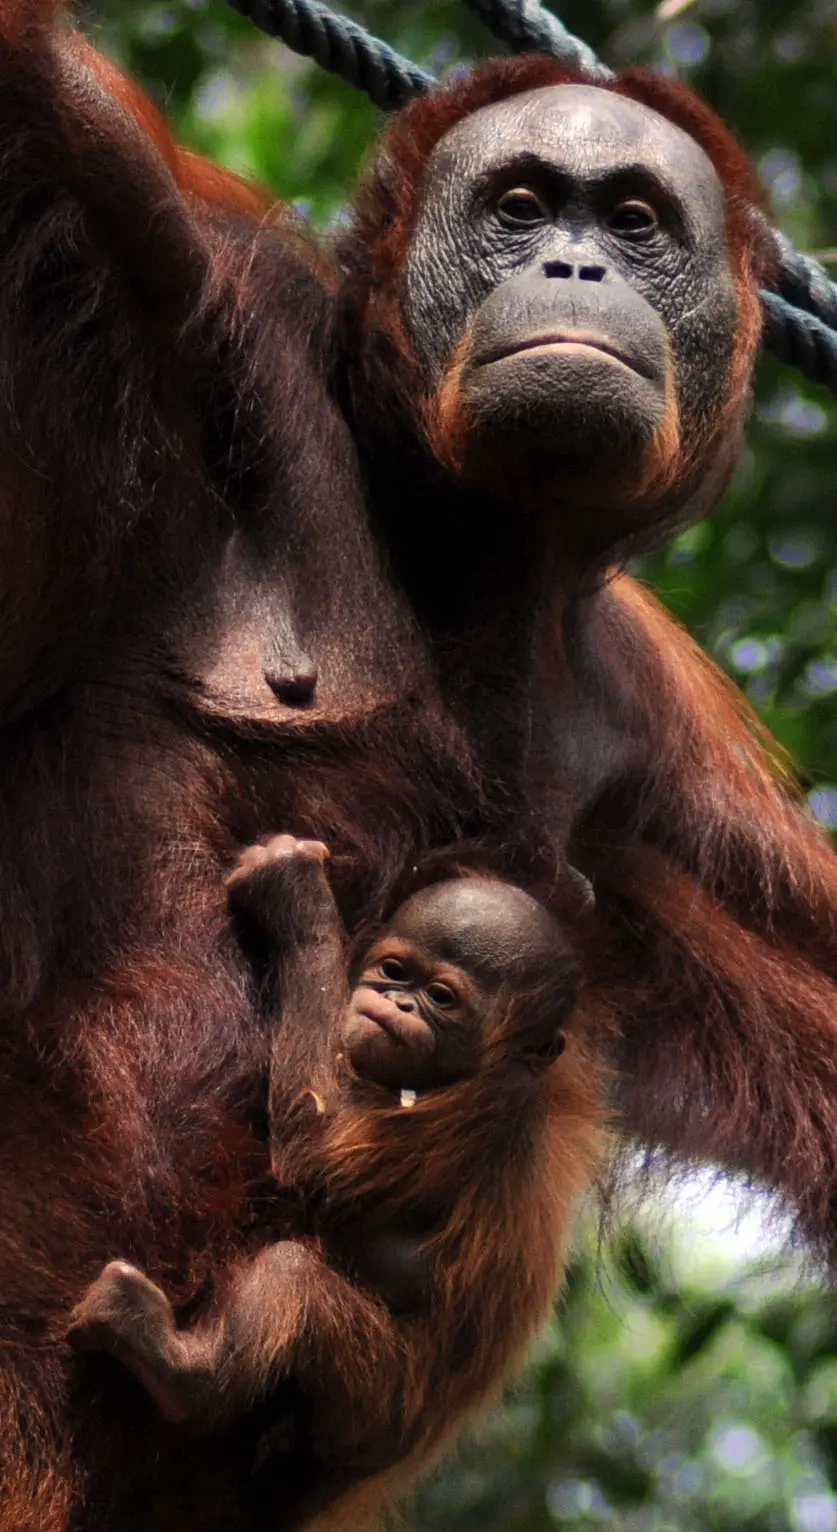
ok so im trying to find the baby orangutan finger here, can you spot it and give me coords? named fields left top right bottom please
left=226, top=835, right=330, bottom=891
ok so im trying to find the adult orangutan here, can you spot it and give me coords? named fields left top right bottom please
left=1, top=0, right=837, bottom=1526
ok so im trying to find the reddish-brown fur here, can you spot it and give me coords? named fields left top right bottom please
left=275, top=1004, right=600, bottom=1519
left=0, top=3, right=835, bottom=1527
left=70, top=863, right=601, bottom=1529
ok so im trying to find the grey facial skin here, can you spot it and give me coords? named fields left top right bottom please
left=402, top=84, right=740, bottom=509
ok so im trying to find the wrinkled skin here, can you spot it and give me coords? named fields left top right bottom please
left=405, top=86, right=740, bottom=535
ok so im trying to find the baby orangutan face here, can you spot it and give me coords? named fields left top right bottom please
left=342, top=939, right=483, bottom=1090
left=340, top=878, right=577, bottom=1091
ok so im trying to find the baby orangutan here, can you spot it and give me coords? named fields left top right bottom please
left=68, top=837, right=600, bottom=1518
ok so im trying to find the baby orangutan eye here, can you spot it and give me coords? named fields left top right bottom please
left=380, top=957, right=407, bottom=982
left=426, top=982, right=458, bottom=1009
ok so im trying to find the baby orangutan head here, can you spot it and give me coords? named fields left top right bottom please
left=341, top=877, right=580, bottom=1090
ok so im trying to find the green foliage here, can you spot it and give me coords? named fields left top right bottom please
left=82, top=0, right=837, bottom=1522
left=410, top=1234, right=837, bottom=1532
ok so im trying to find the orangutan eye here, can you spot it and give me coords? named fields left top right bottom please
left=380, top=957, right=407, bottom=982
left=607, top=200, right=658, bottom=237
left=496, top=187, right=550, bottom=228
left=426, top=982, right=458, bottom=1009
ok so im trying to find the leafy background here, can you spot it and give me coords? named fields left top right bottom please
left=84, top=0, right=837, bottom=1525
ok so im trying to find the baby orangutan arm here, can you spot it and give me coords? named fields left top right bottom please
left=226, top=833, right=348, bottom=1163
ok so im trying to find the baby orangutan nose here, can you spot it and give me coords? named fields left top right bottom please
left=340, top=986, right=444, bottom=1091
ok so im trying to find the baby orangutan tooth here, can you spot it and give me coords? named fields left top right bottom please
left=400, top=1089, right=417, bottom=1108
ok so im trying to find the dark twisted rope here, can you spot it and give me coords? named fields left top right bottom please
left=225, top=0, right=433, bottom=109
left=762, top=292, right=837, bottom=391
left=765, top=232, right=837, bottom=386
left=774, top=232, right=837, bottom=332
left=459, top=0, right=611, bottom=78
left=224, top=0, right=837, bottom=394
